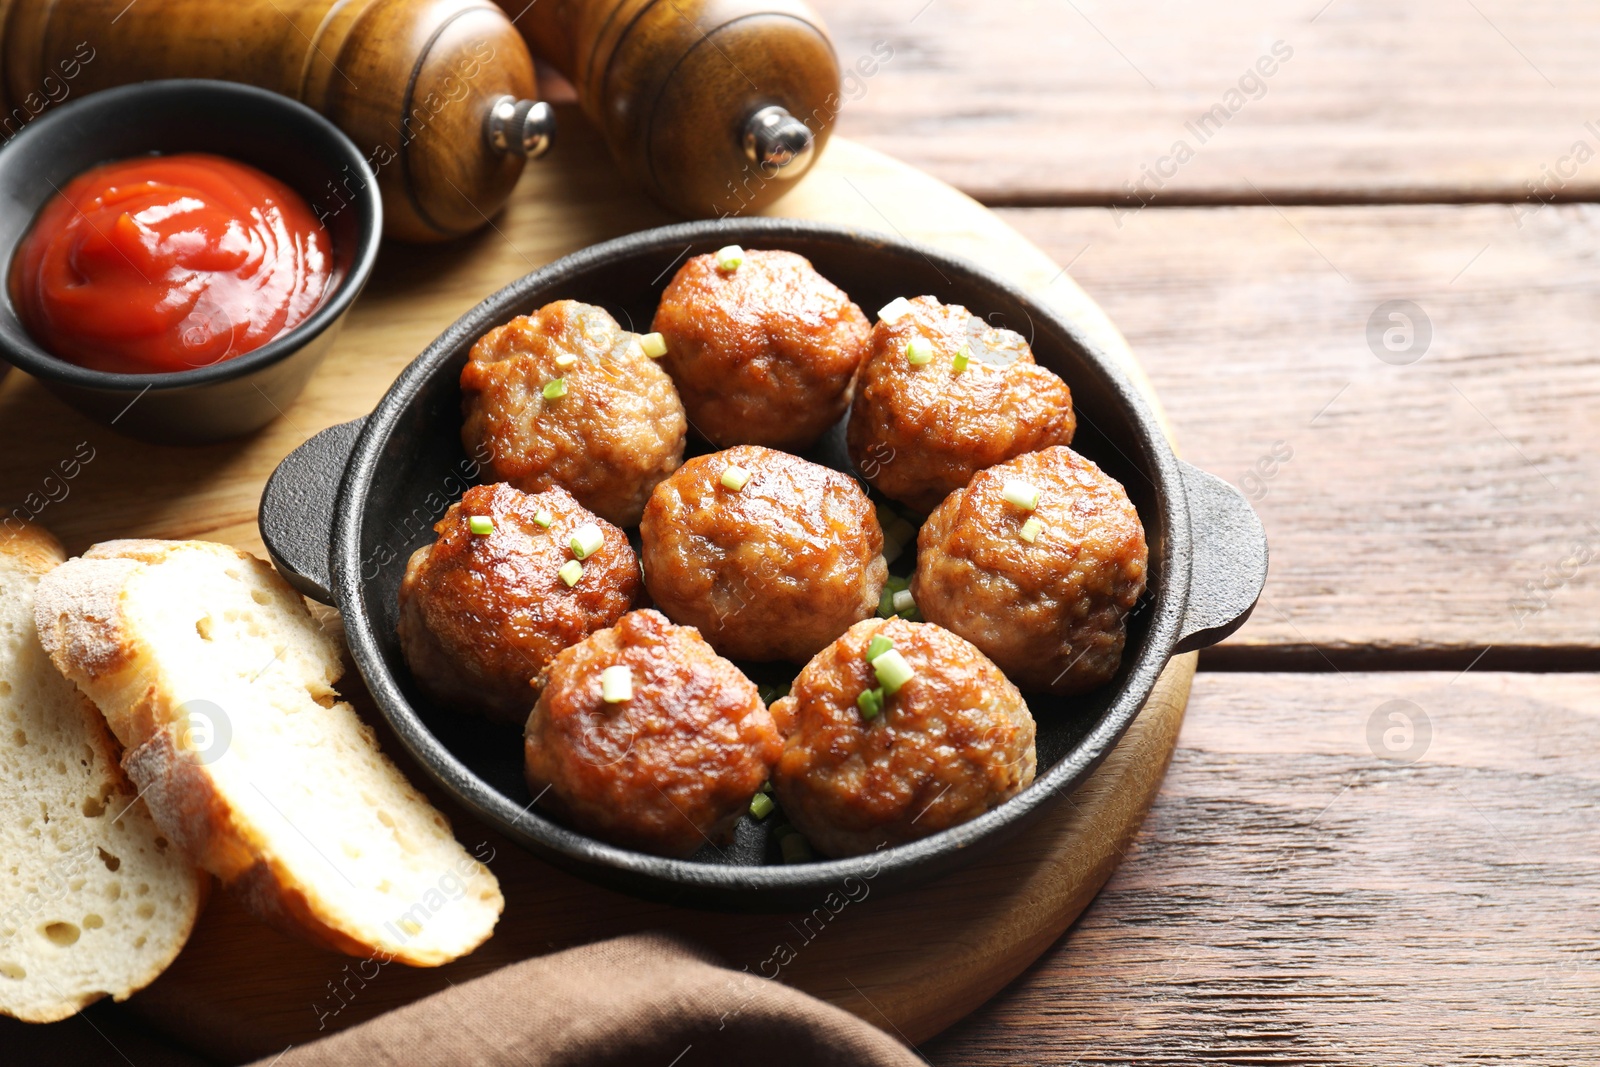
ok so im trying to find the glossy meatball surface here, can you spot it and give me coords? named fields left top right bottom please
left=639, top=445, right=888, bottom=662
left=652, top=249, right=871, bottom=450
left=913, top=446, right=1148, bottom=694
left=847, top=295, right=1077, bottom=512
left=461, top=300, right=687, bottom=526
left=523, top=609, right=781, bottom=858
left=771, top=618, right=1036, bottom=858
left=398, top=483, right=641, bottom=723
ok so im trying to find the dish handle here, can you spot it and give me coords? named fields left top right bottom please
left=258, top=418, right=366, bottom=605
left=1173, top=461, right=1269, bottom=653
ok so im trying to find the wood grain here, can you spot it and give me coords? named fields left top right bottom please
left=995, top=202, right=1600, bottom=665
left=810, top=0, right=1600, bottom=205
left=926, top=670, right=1600, bottom=1066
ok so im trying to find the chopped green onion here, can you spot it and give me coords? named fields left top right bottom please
left=857, top=686, right=884, bottom=720
left=780, top=832, right=814, bottom=864
left=885, top=575, right=910, bottom=593
left=749, top=792, right=775, bottom=820
left=759, top=779, right=773, bottom=794
left=720, top=464, right=751, bottom=491
left=892, top=589, right=916, bottom=616
left=542, top=378, right=567, bottom=400
left=1000, top=479, right=1039, bottom=511
left=878, top=587, right=897, bottom=618
left=1020, top=516, right=1045, bottom=544
left=533, top=509, right=554, bottom=529
left=952, top=346, right=971, bottom=373
left=558, top=559, right=584, bottom=587
left=715, top=244, right=744, bottom=272
left=866, top=634, right=895, bottom=662
left=759, top=682, right=791, bottom=706
left=905, top=335, right=934, bottom=365
left=600, top=664, right=632, bottom=703
left=467, top=515, right=494, bottom=536
left=554, top=353, right=578, bottom=369
left=872, top=649, right=915, bottom=695
left=570, top=523, right=605, bottom=560
left=639, top=332, right=667, bottom=358
left=877, top=297, right=912, bottom=324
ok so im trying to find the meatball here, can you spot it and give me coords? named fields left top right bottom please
left=461, top=300, right=687, bottom=526
left=913, top=446, right=1148, bottom=694
left=639, top=445, right=887, bottom=662
left=771, top=617, right=1036, bottom=858
left=398, top=482, right=641, bottom=723
left=523, top=609, right=781, bottom=857
left=846, top=295, right=1077, bottom=513
left=651, top=248, right=871, bottom=450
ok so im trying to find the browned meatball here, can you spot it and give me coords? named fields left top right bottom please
left=846, top=295, right=1077, bottom=513
left=771, top=617, right=1036, bottom=858
left=913, top=446, right=1148, bottom=694
left=652, top=248, right=871, bottom=450
left=639, top=445, right=887, bottom=662
left=523, top=609, right=781, bottom=857
left=398, top=483, right=641, bottom=723
left=461, top=300, right=687, bottom=526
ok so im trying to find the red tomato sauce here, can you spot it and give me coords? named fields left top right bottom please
left=9, top=153, right=332, bottom=374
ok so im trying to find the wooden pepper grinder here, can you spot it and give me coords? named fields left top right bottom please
left=0, top=0, right=556, bottom=242
left=505, top=0, right=840, bottom=218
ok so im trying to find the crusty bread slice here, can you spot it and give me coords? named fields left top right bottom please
left=34, top=539, right=503, bottom=967
left=0, top=522, right=206, bottom=1023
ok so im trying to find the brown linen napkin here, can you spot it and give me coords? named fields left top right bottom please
left=253, top=932, right=925, bottom=1067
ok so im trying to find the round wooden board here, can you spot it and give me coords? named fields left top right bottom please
left=0, top=106, right=1195, bottom=1062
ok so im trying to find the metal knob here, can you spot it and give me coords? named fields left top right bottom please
left=485, top=97, right=556, bottom=159
left=742, top=105, right=815, bottom=179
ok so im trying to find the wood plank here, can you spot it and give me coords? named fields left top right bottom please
left=811, top=0, right=1600, bottom=204
left=995, top=202, right=1600, bottom=663
left=925, top=670, right=1600, bottom=1066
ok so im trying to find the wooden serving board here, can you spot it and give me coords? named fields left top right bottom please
left=0, top=108, right=1195, bottom=1062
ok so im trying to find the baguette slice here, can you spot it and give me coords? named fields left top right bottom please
left=0, top=522, right=206, bottom=1023
left=35, top=539, right=503, bottom=967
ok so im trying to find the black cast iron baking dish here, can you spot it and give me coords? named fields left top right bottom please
left=259, top=218, right=1267, bottom=911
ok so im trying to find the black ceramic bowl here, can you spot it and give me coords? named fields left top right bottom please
left=0, top=80, right=382, bottom=444
left=260, top=219, right=1267, bottom=911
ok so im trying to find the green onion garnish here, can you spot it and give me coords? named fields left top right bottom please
left=554, top=353, right=578, bottom=369
left=905, top=335, right=934, bottom=365
left=533, top=509, right=554, bottom=528
left=749, top=792, right=775, bottom=819
left=877, top=297, right=912, bottom=324
left=886, top=575, right=910, bottom=593
left=892, top=589, right=916, bottom=616
left=759, top=779, right=773, bottom=794
left=570, top=523, right=605, bottom=560
left=720, top=464, right=751, bottom=491
left=878, top=587, right=897, bottom=618
left=639, top=332, right=667, bottom=358
left=759, top=682, right=791, bottom=706
left=558, top=559, right=584, bottom=587
left=780, top=832, right=814, bottom=864
left=866, top=634, right=895, bottom=662
left=468, top=515, right=494, bottom=536
left=600, top=664, right=632, bottom=703
left=1001, top=479, right=1039, bottom=511
left=857, top=686, right=885, bottom=719
left=872, top=649, right=914, bottom=695
left=715, top=244, right=744, bottom=272
left=952, top=346, right=971, bottom=373
left=542, top=378, right=567, bottom=400
left=1020, top=516, right=1045, bottom=543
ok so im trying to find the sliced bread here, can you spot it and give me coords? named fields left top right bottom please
left=34, top=539, right=503, bottom=967
left=0, top=521, right=206, bottom=1023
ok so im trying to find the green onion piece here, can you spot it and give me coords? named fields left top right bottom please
left=720, top=464, right=751, bottom=491
left=639, top=332, right=668, bottom=358
left=877, top=297, right=912, bottom=324
left=600, top=664, right=632, bottom=703
left=715, top=244, right=745, bottom=272
left=542, top=378, right=567, bottom=400
left=570, top=523, right=605, bottom=560
left=759, top=779, right=774, bottom=794
left=533, top=509, right=554, bottom=529
left=866, top=634, right=895, bottom=662
left=749, top=792, right=776, bottom=820
left=872, top=649, right=915, bottom=695
left=952, top=346, right=971, bottom=373
left=892, top=589, right=916, bottom=616
left=857, top=686, right=884, bottom=719
left=558, top=559, right=584, bottom=587
left=905, top=335, right=934, bottom=365
left=759, top=682, right=791, bottom=706
left=554, top=353, right=578, bottom=369
left=467, top=515, right=494, bottom=536
left=885, top=575, right=910, bottom=593
left=1000, top=479, right=1039, bottom=511
left=878, top=587, right=897, bottom=618
left=1020, top=516, right=1045, bottom=544
left=780, top=832, right=814, bottom=864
